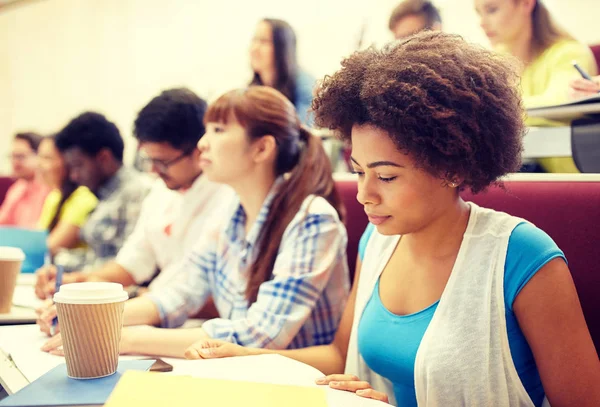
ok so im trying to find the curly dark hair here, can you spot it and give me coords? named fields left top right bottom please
left=134, top=88, right=208, bottom=151
left=55, top=112, right=124, bottom=162
left=313, top=31, right=525, bottom=193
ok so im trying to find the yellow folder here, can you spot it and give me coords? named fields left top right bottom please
left=104, top=370, right=328, bottom=407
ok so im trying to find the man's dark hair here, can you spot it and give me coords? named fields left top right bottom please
left=388, top=0, right=442, bottom=31
left=134, top=88, right=208, bottom=151
left=14, top=132, right=43, bottom=152
left=55, top=112, right=124, bottom=162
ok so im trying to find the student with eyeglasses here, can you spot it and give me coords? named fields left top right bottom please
left=35, top=88, right=234, bottom=301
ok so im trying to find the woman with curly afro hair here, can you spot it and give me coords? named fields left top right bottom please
left=185, top=32, right=600, bottom=407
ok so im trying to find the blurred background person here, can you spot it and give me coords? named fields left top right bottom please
left=388, top=0, right=442, bottom=39
left=249, top=18, right=315, bottom=126
left=49, top=112, right=151, bottom=269
left=36, top=135, right=97, bottom=270
left=475, top=0, right=598, bottom=173
left=569, top=75, right=600, bottom=99
left=0, top=132, right=50, bottom=228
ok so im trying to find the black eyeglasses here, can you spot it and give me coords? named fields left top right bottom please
left=140, top=148, right=195, bottom=174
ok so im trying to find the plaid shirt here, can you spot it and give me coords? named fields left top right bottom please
left=147, top=179, right=350, bottom=349
left=81, top=168, right=151, bottom=269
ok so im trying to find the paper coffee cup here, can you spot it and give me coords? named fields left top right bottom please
left=54, top=282, right=128, bottom=379
left=0, top=247, right=25, bottom=314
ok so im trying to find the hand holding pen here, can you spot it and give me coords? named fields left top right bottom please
left=570, top=61, right=600, bottom=99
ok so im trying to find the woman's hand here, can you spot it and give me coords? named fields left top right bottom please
left=36, top=300, right=59, bottom=336
left=315, top=374, right=390, bottom=404
left=184, top=339, right=253, bottom=359
left=569, top=77, right=600, bottom=100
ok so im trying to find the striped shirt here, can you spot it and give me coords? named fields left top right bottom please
left=147, top=179, right=350, bottom=349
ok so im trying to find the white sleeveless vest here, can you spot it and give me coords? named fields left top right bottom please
left=345, top=203, right=549, bottom=406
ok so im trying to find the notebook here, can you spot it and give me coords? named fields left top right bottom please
left=0, top=359, right=155, bottom=407
left=527, top=93, right=600, bottom=120
left=104, top=371, right=328, bottom=407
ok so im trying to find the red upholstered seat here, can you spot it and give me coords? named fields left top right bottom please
left=0, top=177, right=15, bottom=206
left=335, top=174, right=600, bottom=357
left=335, top=177, right=368, bottom=278
left=590, top=44, right=600, bottom=71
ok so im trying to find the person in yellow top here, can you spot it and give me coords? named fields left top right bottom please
left=37, top=136, right=98, bottom=261
left=475, top=0, right=598, bottom=173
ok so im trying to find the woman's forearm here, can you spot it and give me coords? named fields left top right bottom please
left=123, top=297, right=162, bottom=327
left=248, top=344, right=346, bottom=375
left=123, top=327, right=210, bottom=358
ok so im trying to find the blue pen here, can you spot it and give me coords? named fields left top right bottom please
left=50, top=265, right=64, bottom=336
left=572, top=60, right=594, bottom=81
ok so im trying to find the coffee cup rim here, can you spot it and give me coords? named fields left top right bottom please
left=0, top=246, right=25, bottom=262
left=54, top=282, right=129, bottom=304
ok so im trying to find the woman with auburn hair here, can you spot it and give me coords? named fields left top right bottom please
left=249, top=18, right=316, bottom=125
left=40, top=86, right=349, bottom=358
left=185, top=32, right=600, bottom=407
left=475, top=0, right=598, bottom=173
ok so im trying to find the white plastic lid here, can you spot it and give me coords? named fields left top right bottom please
left=53, top=282, right=129, bottom=304
left=0, top=247, right=25, bottom=262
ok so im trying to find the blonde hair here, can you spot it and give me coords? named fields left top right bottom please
left=530, top=0, right=573, bottom=59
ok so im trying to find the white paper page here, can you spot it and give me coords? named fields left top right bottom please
left=163, top=354, right=323, bottom=386
left=0, top=325, right=65, bottom=382
left=11, top=285, right=45, bottom=310
left=16, top=274, right=36, bottom=286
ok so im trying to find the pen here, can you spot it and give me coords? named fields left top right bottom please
left=50, top=265, right=64, bottom=336
left=572, top=60, right=594, bottom=81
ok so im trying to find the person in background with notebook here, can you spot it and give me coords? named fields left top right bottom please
left=33, top=112, right=151, bottom=275
left=475, top=0, right=597, bottom=173
left=36, top=135, right=98, bottom=271
left=569, top=75, right=600, bottom=99
left=249, top=18, right=315, bottom=126
left=388, top=0, right=442, bottom=40
left=183, top=33, right=600, bottom=407
left=35, top=88, right=234, bottom=303
left=40, top=86, right=350, bottom=359
left=0, top=132, right=50, bottom=228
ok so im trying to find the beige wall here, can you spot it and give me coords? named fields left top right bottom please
left=1, top=0, right=599, bottom=173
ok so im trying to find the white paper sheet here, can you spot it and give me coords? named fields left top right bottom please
left=0, top=325, right=66, bottom=382
left=163, top=354, right=323, bottom=386
left=11, top=285, right=45, bottom=310
left=16, top=274, right=37, bottom=286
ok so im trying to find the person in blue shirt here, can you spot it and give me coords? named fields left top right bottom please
left=249, top=18, right=315, bottom=126
left=184, top=32, right=600, bottom=406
